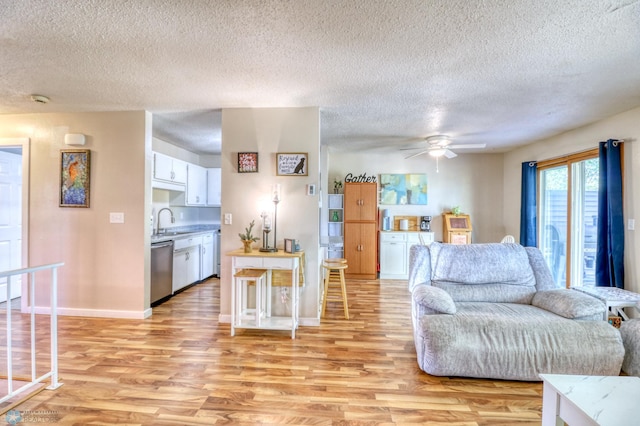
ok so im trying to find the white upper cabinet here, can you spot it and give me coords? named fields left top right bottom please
left=207, top=168, right=221, bottom=206
left=153, top=152, right=187, bottom=185
left=186, top=164, right=207, bottom=206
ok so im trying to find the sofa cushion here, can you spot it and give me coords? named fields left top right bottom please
left=413, top=285, right=456, bottom=314
left=431, top=242, right=535, bottom=286
left=532, top=289, right=606, bottom=319
left=429, top=242, right=537, bottom=303
left=414, top=302, right=624, bottom=380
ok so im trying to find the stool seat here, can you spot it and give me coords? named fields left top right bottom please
left=322, top=259, right=349, bottom=319
left=232, top=268, right=268, bottom=336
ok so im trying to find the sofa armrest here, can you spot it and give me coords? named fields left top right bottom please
left=532, top=289, right=605, bottom=319
left=413, top=285, right=456, bottom=315
left=408, top=245, right=432, bottom=293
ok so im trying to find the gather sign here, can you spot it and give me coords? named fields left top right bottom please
left=343, top=173, right=377, bottom=183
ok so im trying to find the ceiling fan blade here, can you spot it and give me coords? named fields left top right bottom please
left=448, top=143, right=486, bottom=149
left=405, top=150, right=429, bottom=159
left=444, top=149, right=458, bottom=159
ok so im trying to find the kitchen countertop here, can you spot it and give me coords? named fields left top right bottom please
left=151, top=224, right=219, bottom=244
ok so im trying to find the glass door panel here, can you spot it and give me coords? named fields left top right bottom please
left=539, top=166, right=567, bottom=287
left=570, top=158, right=599, bottom=287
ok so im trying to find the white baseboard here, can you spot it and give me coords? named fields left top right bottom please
left=25, top=306, right=152, bottom=319
left=218, top=313, right=320, bottom=327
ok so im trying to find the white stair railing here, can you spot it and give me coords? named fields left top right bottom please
left=0, top=262, right=64, bottom=405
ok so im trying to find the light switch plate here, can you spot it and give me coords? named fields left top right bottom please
left=110, top=212, right=125, bottom=223
left=224, top=213, right=232, bottom=225
left=629, top=219, right=635, bottom=230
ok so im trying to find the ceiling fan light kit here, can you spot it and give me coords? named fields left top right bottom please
left=428, top=148, right=447, bottom=157
left=403, top=134, right=486, bottom=161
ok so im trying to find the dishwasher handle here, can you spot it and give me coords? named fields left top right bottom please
left=151, top=242, right=174, bottom=249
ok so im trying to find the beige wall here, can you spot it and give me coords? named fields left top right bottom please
left=0, top=111, right=151, bottom=318
left=504, top=106, right=640, bottom=293
left=220, top=107, right=321, bottom=323
left=327, top=151, right=505, bottom=243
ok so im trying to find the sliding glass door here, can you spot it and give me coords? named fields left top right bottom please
left=538, top=151, right=598, bottom=288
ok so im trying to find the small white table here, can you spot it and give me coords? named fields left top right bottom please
left=229, top=249, right=303, bottom=339
left=540, top=374, right=640, bottom=426
left=572, top=286, right=640, bottom=320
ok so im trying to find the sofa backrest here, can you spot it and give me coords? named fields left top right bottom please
left=410, top=242, right=549, bottom=304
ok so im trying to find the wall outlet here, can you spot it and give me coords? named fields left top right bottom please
left=109, top=212, right=125, bottom=223
left=224, top=213, right=232, bottom=225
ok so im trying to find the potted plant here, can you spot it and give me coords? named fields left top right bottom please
left=239, top=220, right=259, bottom=253
left=333, top=179, right=343, bottom=194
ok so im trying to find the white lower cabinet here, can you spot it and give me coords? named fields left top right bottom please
left=201, top=233, right=214, bottom=279
left=172, top=236, right=203, bottom=293
left=379, top=232, right=434, bottom=279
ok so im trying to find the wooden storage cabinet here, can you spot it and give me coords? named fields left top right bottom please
left=344, top=183, right=377, bottom=222
left=343, top=182, right=378, bottom=279
left=344, top=223, right=377, bottom=279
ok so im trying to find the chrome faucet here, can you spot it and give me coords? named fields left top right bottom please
left=157, top=208, right=175, bottom=234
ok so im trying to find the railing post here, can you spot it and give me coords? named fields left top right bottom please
left=47, top=266, right=62, bottom=389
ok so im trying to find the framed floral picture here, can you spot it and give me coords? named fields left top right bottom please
left=238, top=152, right=258, bottom=173
left=60, top=149, right=91, bottom=207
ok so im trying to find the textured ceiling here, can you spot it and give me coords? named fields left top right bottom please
left=1, top=0, right=640, bottom=155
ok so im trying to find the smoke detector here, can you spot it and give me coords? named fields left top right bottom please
left=30, top=94, right=50, bottom=104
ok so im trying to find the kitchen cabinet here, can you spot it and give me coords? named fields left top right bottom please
left=344, top=183, right=377, bottom=222
left=172, top=235, right=202, bottom=293
left=201, top=232, right=214, bottom=279
left=344, top=183, right=377, bottom=279
left=207, top=168, right=221, bottom=206
left=186, top=164, right=207, bottom=205
left=379, top=232, right=434, bottom=279
left=153, top=152, right=187, bottom=184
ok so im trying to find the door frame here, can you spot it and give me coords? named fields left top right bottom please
left=0, top=138, right=30, bottom=311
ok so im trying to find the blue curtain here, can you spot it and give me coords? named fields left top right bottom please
left=520, top=161, right=537, bottom=246
left=596, top=139, right=624, bottom=288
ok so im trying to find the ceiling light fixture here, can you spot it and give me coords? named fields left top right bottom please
left=428, top=148, right=447, bottom=157
left=30, top=94, right=50, bottom=104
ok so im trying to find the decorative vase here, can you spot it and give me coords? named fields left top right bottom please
left=242, top=240, right=253, bottom=253
left=332, top=210, right=340, bottom=222
left=334, top=188, right=339, bottom=194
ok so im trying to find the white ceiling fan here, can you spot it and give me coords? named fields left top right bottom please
left=403, top=135, right=486, bottom=160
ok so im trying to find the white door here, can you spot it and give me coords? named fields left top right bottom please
left=0, top=149, right=22, bottom=302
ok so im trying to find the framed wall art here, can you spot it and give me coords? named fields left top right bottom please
left=60, top=149, right=91, bottom=208
left=276, top=152, right=308, bottom=176
left=379, top=173, right=427, bottom=205
left=238, top=152, right=258, bottom=173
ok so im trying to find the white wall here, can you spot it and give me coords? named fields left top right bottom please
left=0, top=111, right=151, bottom=318
left=327, top=151, right=505, bottom=243
left=220, top=107, right=321, bottom=324
left=504, top=106, right=640, bottom=293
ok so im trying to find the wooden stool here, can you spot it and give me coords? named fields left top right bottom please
left=321, top=259, right=349, bottom=319
left=231, top=268, right=268, bottom=336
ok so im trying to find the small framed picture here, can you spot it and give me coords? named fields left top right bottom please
left=276, top=152, right=308, bottom=176
left=284, top=238, right=298, bottom=253
left=60, top=149, right=91, bottom=208
left=238, top=152, right=258, bottom=173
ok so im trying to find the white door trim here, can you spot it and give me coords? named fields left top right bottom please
left=0, top=138, right=30, bottom=311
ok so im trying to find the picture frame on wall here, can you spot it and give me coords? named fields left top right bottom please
left=238, top=152, right=258, bottom=173
left=276, top=152, right=308, bottom=176
left=60, top=149, right=91, bottom=208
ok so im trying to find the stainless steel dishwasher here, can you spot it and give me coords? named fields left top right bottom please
left=151, top=240, right=174, bottom=305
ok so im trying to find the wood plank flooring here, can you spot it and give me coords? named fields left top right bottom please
left=2, top=278, right=543, bottom=425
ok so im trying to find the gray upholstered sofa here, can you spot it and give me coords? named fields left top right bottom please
left=408, top=242, right=624, bottom=381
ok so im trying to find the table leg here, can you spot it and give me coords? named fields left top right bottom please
left=541, top=381, right=563, bottom=426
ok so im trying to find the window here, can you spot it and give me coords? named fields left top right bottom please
left=538, top=150, right=599, bottom=288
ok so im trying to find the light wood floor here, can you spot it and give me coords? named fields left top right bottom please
left=4, top=278, right=543, bottom=425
